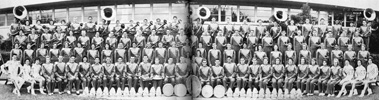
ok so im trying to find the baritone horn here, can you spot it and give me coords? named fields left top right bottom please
left=101, top=7, right=116, bottom=21
left=364, top=8, right=376, bottom=21
left=197, top=6, right=211, bottom=19
left=13, top=5, right=27, bottom=20
left=274, top=9, right=288, bottom=22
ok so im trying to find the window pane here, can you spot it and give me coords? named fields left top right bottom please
left=69, top=7, right=82, bottom=22
left=153, top=8, right=169, bottom=14
left=153, top=3, right=168, bottom=8
left=290, top=9, right=301, bottom=16
left=201, top=5, right=219, bottom=21
left=220, top=5, right=237, bottom=22
left=172, top=4, right=187, bottom=14
left=135, top=4, right=151, bottom=22
left=135, top=7, right=151, bottom=14
left=84, top=6, right=98, bottom=23
left=0, top=14, right=5, bottom=26
left=40, top=10, right=53, bottom=24
left=117, top=4, right=132, bottom=23
left=134, top=15, right=149, bottom=22
left=257, top=7, right=272, bottom=22
left=239, top=6, right=255, bottom=22
left=135, top=4, right=150, bottom=7
left=54, top=9, right=67, bottom=23
left=28, top=11, right=40, bottom=24
left=7, top=14, right=15, bottom=26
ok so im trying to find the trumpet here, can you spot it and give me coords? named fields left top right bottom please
left=131, top=22, right=140, bottom=30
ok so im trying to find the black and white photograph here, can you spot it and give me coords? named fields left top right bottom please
left=0, top=0, right=378, bottom=100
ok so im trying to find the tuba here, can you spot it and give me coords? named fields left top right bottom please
left=197, top=6, right=211, bottom=19
left=13, top=5, right=27, bottom=20
left=101, top=7, right=116, bottom=21
left=274, top=10, right=288, bottom=22
left=364, top=8, right=376, bottom=21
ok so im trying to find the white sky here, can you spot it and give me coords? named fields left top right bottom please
left=285, top=0, right=379, bottom=11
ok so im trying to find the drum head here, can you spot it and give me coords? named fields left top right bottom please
left=163, top=84, right=174, bottom=96
left=201, top=85, right=213, bottom=98
left=191, top=76, right=201, bottom=97
left=174, top=84, right=187, bottom=97
left=213, top=85, right=225, bottom=98
left=186, top=75, right=194, bottom=93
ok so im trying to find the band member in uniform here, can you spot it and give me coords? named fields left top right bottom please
left=358, top=45, right=370, bottom=67
left=53, top=27, right=66, bottom=47
left=36, top=44, right=48, bottom=63
left=113, top=20, right=124, bottom=39
left=148, top=30, right=161, bottom=47
left=85, top=16, right=97, bottom=38
left=119, top=33, right=131, bottom=49
left=128, top=43, right=142, bottom=63
left=337, top=31, right=351, bottom=52
left=164, top=58, right=176, bottom=85
left=176, top=30, right=187, bottom=48
left=66, top=56, right=80, bottom=94
left=352, top=32, right=364, bottom=52
left=101, top=44, right=114, bottom=63
left=23, top=44, right=35, bottom=64
left=316, top=44, right=329, bottom=66
left=278, top=31, right=290, bottom=54
left=211, top=60, right=223, bottom=87
left=326, top=59, right=342, bottom=97
left=208, top=17, right=219, bottom=38
left=78, top=31, right=90, bottom=49
left=42, top=56, right=55, bottom=95
left=154, top=42, right=167, bottom=64
left=336, top=60, right=355, bottom=97
left=176, top=57, right=189, bottom=84
left=106, top=32, right=118, bottom=49
left=287, top=20, right=298, bottom=38
left=142, top=43, right=155, bottom=63
left=262, top=32, right=274, bottom=56
left=115, top=43, right=127, bottom=63
left=21, top=60, right=35, bottom=95
left=344, top=45, right=357, bottom=67
left=270, top=45, right=282, bottom=64
left=190, top=34, right=199, bottom=52
left=49, top=44, right=60, bottom=63
left=41, top=29, right=53, bottom=48
left=115, top=58, right=126, bottom=90
left=53, top=56, right=66, bottom=94
left=360, top=58, right=378, bottom=97
left=285, top=44, right=296, bottom=65
left=254, top=45, right=268, bottom=65
left=27, top=28, right=39, bottom=48
left=139, top=56, right=152, bottom=89
left=199, top=60, right=211, bottom=86
left=162, top=30, right=174, bottom=47
left=318, top=60, right=330, bottom=96
left=297, top=58, right=309, bottom=93
left=180, top=40, right=191, bottom=59
left=87, top=44, right=99, bottom=64
left=127, top=20, right=138, bottom=39
left=14, top=31, right=28, bottom=49
left=272, top=58, right=285, bottom=91
left=306, top=58, right=319, bottom=95
left=238, top=44, right=252, bottom=64
left=103, top=57, right=115, bottom=89
left=324, top=32, right=337, bottom=51
left=309, top=30, right=321, bottom=57
left=215, top=31, right=227, bottom=51
left=10, top=43, right=22, bottom=61
left=230, top=32, right=243, bottom=53
left=126, top=57, right=139, bottom=90
left=79, top=57, right=91, bottom=91
left=208, top=43, right=222, bottom=66
left=66, top=31, right=77, bottom=48
left=247, top=30, right=259, bottom=53
left=224, top=17, right=234, bottom=42
left=31, top=58, right=46, bottom=94
left=260, top=58, right=272, bottom=91
left=256, top=19, right=266, bottom=40
left=248, top=58, right=261, bottom=89
left=91, top=57, right=103, bottom=89
left=70, top=17, right=81, bottom=37
left=284, top=58, right=298, bottom=93
left=360, top=21, right=371, bottom=50
left=72, top=43, right=84, bottom=62
left=193, top=18, right=204, bottom=38
left=223, top=56, right=237, bottom=89
left=151, top=58, right=164, bottom=90
left=168, top=42, right=180, bottom=64
left=236, top=58, right=249, bottom=90
left=61, top=43, right=73, bottom=62
left=1, top=55, right=23, bottom=96
left=330, top=46, right=343, bottom=66
left=224, top=44, right=236, bottom=63
left=196, top=43, right=207, bottom=59
left=92, top=32, right=104, bottom=50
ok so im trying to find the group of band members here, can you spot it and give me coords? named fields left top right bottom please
left=3, top=16, right=191, bottom=96
left=193, top=17, right=377, bottom=97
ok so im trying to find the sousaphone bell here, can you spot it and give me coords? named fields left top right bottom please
left=13, top=5, right=27, bottom=20
left=274, top=9, right=288, bottom=22
left=197, top=6, right=211, bottom=19
left=101, top=7, right=116, bottom=21
left=364, top=8, right=376, bottom=21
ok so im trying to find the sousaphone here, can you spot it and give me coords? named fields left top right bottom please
left=101, top=7, right=116, bottom=21
left=274, top=9, right=288, bottom=22
left=197, top=6, right=211, bottom=19
left=13, top=5, right=27, bottom=20
left=364, top=8, right=376, bottom=21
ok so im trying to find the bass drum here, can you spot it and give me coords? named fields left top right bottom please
left=187, top=75, right=201, bottom=97
left=213, top=85, right=225, bottom=98
left=174, top=84, right=187, bottom=97
left=201, top=85, right=213, bottom=98
left=163, top=83, right=174, bottom=97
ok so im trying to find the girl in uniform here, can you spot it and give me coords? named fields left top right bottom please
left=260, top=58, right=272, bottom=91
left=318, top=60, right=331, bottom=96
left=272, top=58, right=285, bottom=91
left=151, top=58, right=164, bottom=90
left=297, top=58, right=309, bottom=94
left=79, top=57, right=92, bottom=91
left=284, top=58, right=298, bottom=93
left=326, top=59, right=342, bottom=97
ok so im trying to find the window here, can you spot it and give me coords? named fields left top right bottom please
left=69, top=7, right=82, bottom=23
left=320, top=11, right=329, bottom=25
left=172, top=3, right=188, bottom=23
left=220, top=5, right=237, bottom=22
left=28, top=11, right=40, bottom=24
left=54, top=9, right=67, bottom=23
left=40, top=10, right=53, bottom=24
left=256, top=7, right=272, bottom=23
left=117, top=4, right=133, bottom=23
left=191, top=5, right=219, bottom=22
left=239, top=6, right=255, bottom=22
left=289, top=9, right=302, bottom=16
left=153, top=3, right=169, bottom=21
left=101, top=6, right=115, bottom=24
left=0, top=14, right=5, bottom=26
left=134, top=4, right=151, bottom=22
left=84, top=6, right=98, bottom=23
left=7, top=14, right=15, bottom=26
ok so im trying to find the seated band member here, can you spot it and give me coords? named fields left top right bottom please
left=306, top=58, right=320, bottom=95
left=49, top=44, right=60, bottom=63
left=151, top=58, right=164, bottom=90
left=78, top=31, right=90, bottom=49
left=294, top=30, right=305, bottom=54
left=214, top=31, right=227, bottom=51
left=278, top=31, right=290, bottom=54
left=260, top=58, right=272, bottom=91
left=352, top=31, right=364, bottom=52
left=103, top=57, right=115, bottom=89
left=316, top=44, right=329, bottom=66
left=66, top=56, right=80, bottom=95
left=336, top=60, right=355, bottom=97
left=31, top=59, right=46, bottom=94
left=162, top=30, right=174, bottom=47
left=358, top=45, right=370, bottom=67
left=326, top=59, right=342, bottom=97
left=42, top=56, right=55, bottom=95
left=74, top=43, right=85, bottom=63
left=66, top=31, right=77, bottom=48
left=272, top=58, right=285, bottom=91
left=211, top=60, right=224, bottom=87
left=201, top=32, right=212, bottom=51
left=148, top=30, right=160, bottom=47
left=270, top=45, right=282, bottom=64
left=284, top=58, right=298, bottom=93
left=309, top=30, right=321, bottom=57
left=262, top=31, right=274, bottom=56
left=249, top=58, right=261, bottom=89
left=126, top=57, right=139, bottom=90
left=239, top=44, right=252, bottom=64
left=1, top=55, right=23, bottom=96
left=246, top=30, right=258, bottom=52
left=224, top=44, right=236, bottom=63
left=285, top=44, right=296, bottom=65
left=236, top=58, right=249, bottom=90
left=119, top=32, right=132, bottom=49
left=347, top=61, right=366, bottom=97
left=23, top=44, right=35, bottom=64
left=142, top=43, right=155, bottom=63
left=128, top=43, right=142, bottom=63
left=115, top=43, right=127, bottom=63
left=338, top=31, right=350, bottom=52
left=134, top=31, right=146, bottom=48
left=223, top=56, right=237, bottom=89
left=297, top=58, right=309, bottom=94
left=318, top=60, right=331, bottom=96
left=360, top=57, right=378, bottom=97
left=344, top=45, right=357, bottom=67
left=102, top=44, right=114, bottom=63
left=88, top=44, right=100, bottom=64
left=54, top=56, right=66, bottom=94
left=92, top=32, right=104, bottom=49
left=61, top=43, right=73, bottom=62
left=91, top=57, right=103, bottom=89
left=176, top=57, right=189, bottom=84
left=331, top=46, right=343, bottom=66
left=199, top=60, right=211, bottom=86
left=27, top=29, right=39, bottom=48
left=79, top=57, right=91, bottom=91
left=53, top=27, right=66, bottom=47
left=168, top=42, right=180, bottom=64
left=208, top=43, right=222, bottom=66
left=299, top=44, right=311, bottom=64
left=254, top=45, right=267, bottom=65
left=41, top=29, right=53, bottom=47
left=106, top=32, right=118, bottom=49
left=176, top=30, right=188, bottom=48
left=20, top=61, right=35, bottom=95
left=154, top=42, right=167, bottom=64
left=324, top=31, right=337, bottom=51
left=14, top=31, right=27, bottom=49
left=115, top=58, right=126, bottom=90
left=139, top=56, right=152, bottom=89
left=10, top=43, right=22, bottom=61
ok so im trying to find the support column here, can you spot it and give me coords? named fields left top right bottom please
left=254, top=6, right=257, bottom=23
left=343, top=12, right=347, bottom=27
left=218, top=5, right=221, bottom=23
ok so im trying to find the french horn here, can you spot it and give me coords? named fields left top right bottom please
left=364, top=8, right=376, bottom=21
left=101, top=7, right=116, bottom=21
left=13, top=5, right=27, bottom=20
left=274, top=9, right=288, bottom=22
left=197, top=6, right=211, bottom=19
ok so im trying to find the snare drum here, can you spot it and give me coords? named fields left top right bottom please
left=174, top=84, right=187, bottom=97
left=191, top=76, right=202, bottom=97
left=163, top=84, right=174, bottom=96
left=201, top=85, right=213, bottom=98
left=213, top=85, right=225, bottom=98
